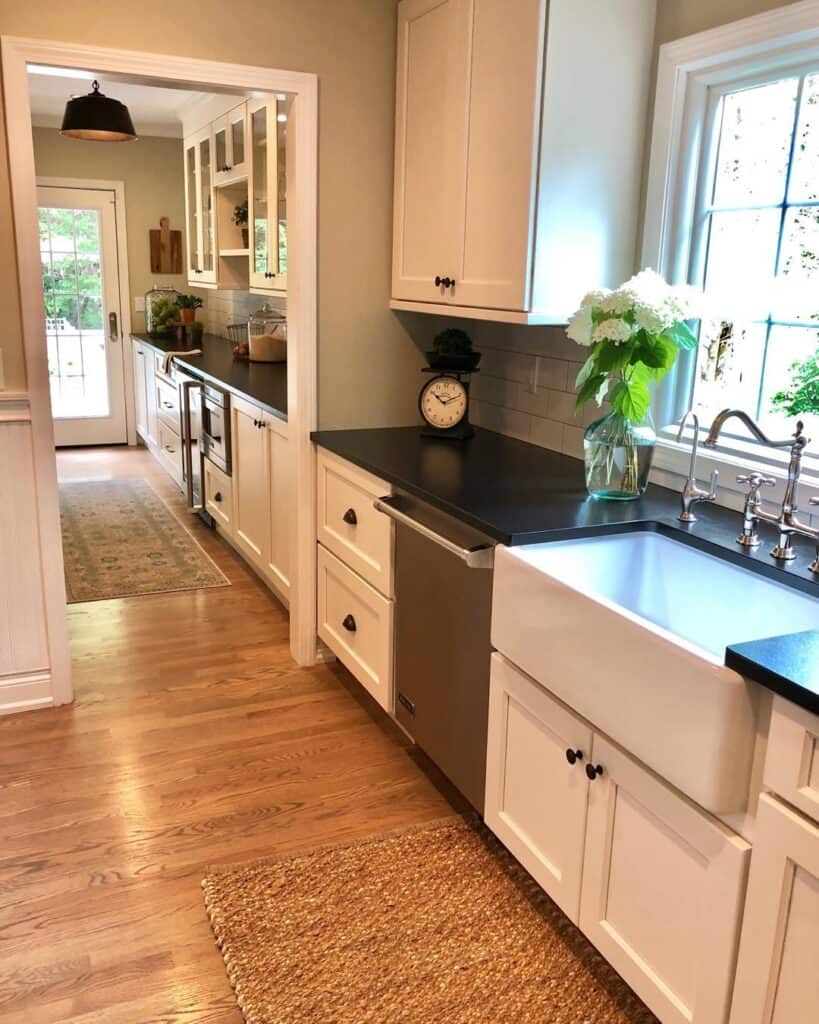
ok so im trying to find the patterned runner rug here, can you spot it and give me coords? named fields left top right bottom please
left=59, top=478, right=229, bottom=603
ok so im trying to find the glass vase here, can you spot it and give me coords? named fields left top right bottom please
left=583, top=411, right=656, bottom=500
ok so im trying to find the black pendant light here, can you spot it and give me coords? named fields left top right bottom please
left=61, top=80, right=137, bottom=142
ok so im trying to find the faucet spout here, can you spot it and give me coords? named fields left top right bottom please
left=703, top=408, right=803, bottom=450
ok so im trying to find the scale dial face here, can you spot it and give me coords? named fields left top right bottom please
left=420, top=375, right=468, bottom=429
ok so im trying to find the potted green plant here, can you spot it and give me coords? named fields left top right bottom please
left=233, top=199, right=249, bottom=249
left=772, top=348, right=819, bottom=419
left=427, top=328, right=480, bottom=371
left=176, top=293, right=203, bottom=325
left=567, top=270, right=702, bottom=500
left=188, top=320, right=205, bottom=345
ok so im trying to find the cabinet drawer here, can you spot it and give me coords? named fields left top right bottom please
left=764, top=697, right=819, bottom=822
left=317, top=544, right=394, bottom=712
left=156, top=421, right=183, bottom=487
left=204, top=458, right=233, bottom=535
left=316, top=449, right=393, bottom=596
left=156, top=377, right=180, bottom=429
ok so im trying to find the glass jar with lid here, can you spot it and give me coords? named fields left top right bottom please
left=248, top=302, right=287, bottom=363
left=144, top=284, right=179, bottom=336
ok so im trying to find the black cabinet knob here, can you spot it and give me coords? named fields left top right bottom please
left=442, top=277, right=452, bottom=288
left=435, top=275, right=443, bottom=286
left=585, top=763, right=604, bottom=781
left=565, top=748, right=583, bottom=765
left=213, top=491, right=222, bottom=502
left=342, top=613, right=357, bottom=633
left=343, top=507, right=358, bottom=526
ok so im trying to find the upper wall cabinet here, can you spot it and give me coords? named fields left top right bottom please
left=391, top=0, right=657, bottom=324
left=213, top=102, right=249, bottom=187
left=184, top=127, right=217, bottom=286
left=248, top=97, right=288, bottom=296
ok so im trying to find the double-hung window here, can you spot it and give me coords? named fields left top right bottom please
left=645, top=5, right=819, bottom=474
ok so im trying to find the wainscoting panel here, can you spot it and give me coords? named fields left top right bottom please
left=0, top=403, right=53, bottom=711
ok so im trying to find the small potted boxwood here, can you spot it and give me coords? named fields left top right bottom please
left=176, top=293, right=203, bottom=325
left=427, top=328, right=481, bottom=371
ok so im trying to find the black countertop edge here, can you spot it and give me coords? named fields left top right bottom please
left=312, top=425, right=819, bottom=715
left=726, top=632, right=819, bottom=717
left=133, top=333, right=287, bottom=421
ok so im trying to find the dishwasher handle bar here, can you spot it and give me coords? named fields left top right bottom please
left=373, top=496, right=494, bottom=569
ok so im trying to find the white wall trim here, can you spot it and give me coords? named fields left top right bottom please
left=0, top=670, right=54, bottom=717
left=0, top=392, right=31, bottom=421
left=1, top=36, right=321, bottom=707
left=36, top=176, right=136, bottom=445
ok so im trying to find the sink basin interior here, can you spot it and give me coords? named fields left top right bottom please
left=512, top=531, right=819, bottom=660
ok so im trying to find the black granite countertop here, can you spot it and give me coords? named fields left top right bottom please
left=312, top=425, right=819, bottom=715
left=727, top=631, right=819, bottom=716
left=133, top=333, right=287, bottom=421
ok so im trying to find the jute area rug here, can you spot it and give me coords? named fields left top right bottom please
left=59, top=478, right=229, bottom=603
left=203, top=819, right=657, bottom=1024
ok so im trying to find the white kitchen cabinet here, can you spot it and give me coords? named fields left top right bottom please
left=132, top=340, right=148, bottom=440
left=485, top=652, right=751, bottom=1024
left=265, top=415, right=291, bottom=597
left=485, top=653, right=592, bottom=921
left=231, top=394, right=290, bottom=602
left=248, top=97, right=288, bottom=295
left=581, top=734, right=750, bottom=1024
left=183, top=126, right=217, bottom=287
left=204, top=457, right=234, bottom=536
left=763, top=697, right=819, bottom=823
left=232, top=395, right=269, bottom=565
left=391, top=0, right=656, bottom=323
left=212, top=101, right=248, bottom=187
left=730, top=793, right=819, bottom=1024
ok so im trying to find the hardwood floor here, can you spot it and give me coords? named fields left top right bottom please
left=0, top=446, right=456, bottom=1023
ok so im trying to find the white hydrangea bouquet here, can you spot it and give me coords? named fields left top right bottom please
left=567, top=269, right=701, bottom=423
left=566, top=270, right=701, bottom=499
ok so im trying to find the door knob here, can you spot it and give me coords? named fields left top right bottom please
left=585, top=763, right=604, bottom=781
left=342, top=613, right=357, bottom=633
left=343, top=508, right=358, bottom=526
left=565, top=748, right=583, bottom=765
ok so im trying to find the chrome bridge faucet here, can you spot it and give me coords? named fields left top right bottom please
left=703, top=409, right=819, bottom=572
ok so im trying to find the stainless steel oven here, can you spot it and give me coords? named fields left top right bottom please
left=201, top=384, right=231, bottom=474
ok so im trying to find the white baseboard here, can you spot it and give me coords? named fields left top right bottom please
left=0, top=670, right=56, bottom=716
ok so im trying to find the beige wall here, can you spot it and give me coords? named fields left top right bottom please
left=32, top=127, right=187, bottom=333
left=654, top=0, right=796, bottom=43
left=0, top=0, right=425, bottom=426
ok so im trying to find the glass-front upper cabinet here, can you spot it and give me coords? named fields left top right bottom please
left=183, top=126, right=217, bottom=286
left=248, top=96, right=288, bottom=294
left=213, top=102, right=249, bottom=187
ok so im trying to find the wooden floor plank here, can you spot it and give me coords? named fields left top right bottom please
left=0, top=447, right=456, bottom=1022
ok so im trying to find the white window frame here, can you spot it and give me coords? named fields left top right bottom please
left=643, top=0, right=819, bottom=515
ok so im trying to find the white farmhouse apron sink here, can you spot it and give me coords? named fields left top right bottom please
left=492, top=530, right=819, bottom=815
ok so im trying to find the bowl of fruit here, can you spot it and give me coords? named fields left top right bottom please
left=227, top=322, right=250, bottom=359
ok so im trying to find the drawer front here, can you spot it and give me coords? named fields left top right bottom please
left=204, top=458, right=233, bottom=534
left=156, top=421, right=183, bottom=486
left=317, top=544, right=393, bottom=712
left=764, top=696, right=819, bottom=822
left=317, top=449, right=393, bottom=596
left=156, top=377, right=180, bottom=430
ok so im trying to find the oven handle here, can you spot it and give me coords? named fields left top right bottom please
left=373, top=496, right=494, bottom=569
left=181, top=379, right=204, bottom=511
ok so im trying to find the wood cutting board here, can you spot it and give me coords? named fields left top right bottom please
left=149, top=217, right=183, bottom=274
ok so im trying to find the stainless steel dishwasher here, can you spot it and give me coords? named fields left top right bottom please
left=374, top=493, right=495, bottom=812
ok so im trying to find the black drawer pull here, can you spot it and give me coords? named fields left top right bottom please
left=343, top=508, right=358, bottom=526
left=585, top=763, right=604, bottom=781
left=342, top=614, right=357, bottom=633
left=398, top=692, right=415, bottom=715
left=213, top=491, right=222, bottom=503
left=565, top=748, right=583, bottom=765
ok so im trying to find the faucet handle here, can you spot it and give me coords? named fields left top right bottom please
left=810, top=496, right=819, bottom=507
left=737, top=472, right=776, bottom=489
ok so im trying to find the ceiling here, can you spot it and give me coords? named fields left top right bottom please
left=26, top=69, right=207, bottom=138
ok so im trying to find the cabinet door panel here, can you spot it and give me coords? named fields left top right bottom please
left=266, top=419, right=290, bottom=598
left=730, top=793, right=819, bottom=1024
left=485, top=653, right=592, bottom=923
left=764, top=697, right=819, bottom=823
left=132, top=342, right=147, bottom=439
left=452, top=0, right=545, bottom=311
left=580, top=735, right=750, bottom=1024
left=232, top=400, right=269, bottom=565
left=392, top=0, right=469, bottom=302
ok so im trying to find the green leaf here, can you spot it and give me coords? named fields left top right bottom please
left=665, top=320, right=698, bottom=351
left=610, top=376, right=651, bottom=422
left=574, top=353, right=597, bottom=390
left=575, top=372, right=607, bottom=410
left=596, top=342, right=633, bottom=372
